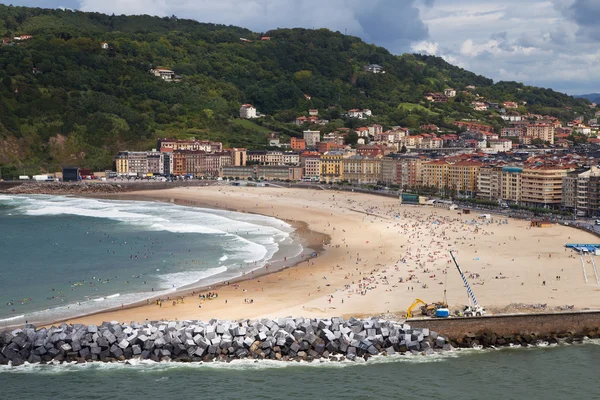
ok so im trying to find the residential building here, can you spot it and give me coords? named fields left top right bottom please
left=320, top=152, right=344, bottom=183
left=291, top=137, right=306, bottom=150
left=501, top=126, right=525, bottom=137
left=364, top=64, right=385, bottom=73
left=448, top=161, right=482, bottom=196
left=488, top=139, right=513, bottom=153
left=239, top=104, right=258, bottom=119
left=562, top=167, right=600, bottom=217
left=150, top=68, right=175, bottom=81
left=368, top=124, right=383, bottom=137
left=425, top=93, right=449, bottom=103
left=342, top=156, right=382, bottom=184
left=115, top=151, right=149, bottom=175
left=477, top=166, right=503, bottom=201
left=521, top=168, right=570, bottom=208
left=101, top=42, right=109, bottom=49
left=503, top=101, right=518, bottom=109
left=500, top=167, right=523, bottom=204
left=472, top=102, right=488, bottom=111
left=308, top=109, right=319, bottom=116
left=526, top=123, right=555, bottom=144
left=303, top=130, right=321, bottom=147
left=381, top=156, right=401, bottom=186
left=301, top=152, right=321, bottom=180
left=422, top=160, right=451, bottom=191
left=444, top=88, right=457, bottom=97
left=158, top=139, right=223, bottom=153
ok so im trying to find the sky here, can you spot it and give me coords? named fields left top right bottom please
left=6, top=0, right=600, bottom=94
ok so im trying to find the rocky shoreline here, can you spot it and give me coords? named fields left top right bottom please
left=2, top=316, right=597, bottom=367
left=3, top=182, right=126, bottom=195
left=0, top=318, right=450, bottom=366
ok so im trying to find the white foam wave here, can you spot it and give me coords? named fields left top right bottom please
left=0, top=315, right=25, bottom=324
left=219, top=255, right=228, bottom=262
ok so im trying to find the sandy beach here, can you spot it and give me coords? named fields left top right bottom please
left=59, top=185, right=600, bottom=326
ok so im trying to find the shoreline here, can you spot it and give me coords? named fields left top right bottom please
left=0, top=192, right=329, bottom=330
left=3, top=185, right=600, bottom=328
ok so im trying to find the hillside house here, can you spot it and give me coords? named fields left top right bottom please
left=444, top=88, right=457, bottom=97
left=240, top=104, right=258, bottom=119
left=308, top=109, right=318, bottom=116
left=150, top=68, right=175, bottom=81
left=364, top=64, right=385, bottom=74
left=101, top=42, right=109, bottom=49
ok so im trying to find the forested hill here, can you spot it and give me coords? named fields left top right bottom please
left=0, top=5, right=593, bottom=172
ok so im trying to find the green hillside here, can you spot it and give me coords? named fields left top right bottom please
left=0, top=5, right=594, bottom=173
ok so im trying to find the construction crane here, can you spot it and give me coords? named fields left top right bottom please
left=449, top=250, right=486, bottom=317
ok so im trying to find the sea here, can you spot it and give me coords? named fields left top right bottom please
left=1, top=195, right=598, bottom=398
left=1, top=342, right=599, bottom=399
left=0, top=194, right=301, bottom=327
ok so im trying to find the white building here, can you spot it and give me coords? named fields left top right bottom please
left=150, top=68, right=175, bottom=81
left=101, top=42, right=109, bottom=49
left=303, top=130, right=321, bottom=147
left=488, top=139, right=513, bottom=153
left=240, top=104, right=258, bottom=119
left=444, top=88, right=456, bottom=97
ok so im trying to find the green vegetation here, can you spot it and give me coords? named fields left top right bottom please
left=0, top=5, right=596, bottom=172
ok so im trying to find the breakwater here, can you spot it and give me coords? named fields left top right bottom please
left=0, top=318, right=449, bottom=366
left=410, top=310, right=600, bottom=348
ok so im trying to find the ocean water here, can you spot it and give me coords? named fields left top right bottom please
left=0, top=342, right=598, bottom=400
left=0, top=194, right=300, bottom=326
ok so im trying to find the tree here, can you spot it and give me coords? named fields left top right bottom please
left=345, top=131, right=358, bottom=146
left=400, top=145, right=408, bottom=153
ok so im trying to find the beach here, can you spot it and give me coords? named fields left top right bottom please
left=58, top=185, right=600, bottom=326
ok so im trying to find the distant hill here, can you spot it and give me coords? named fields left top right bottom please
left=0, top=5, right=595, bottom=174
left=574, top=94, right=600, bottom=103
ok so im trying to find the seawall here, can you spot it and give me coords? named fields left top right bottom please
left=410, top=311, right=600, bottom=347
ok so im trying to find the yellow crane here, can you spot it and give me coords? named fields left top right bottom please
left=407, top=298, right=449, bottom=318
left=406, top=298, right=427, bottom=318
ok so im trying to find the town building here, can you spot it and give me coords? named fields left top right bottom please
left=158, top=139, right=223, bottom=153
left=364, top=64, right=385, bottom=74
left=342, top=156, right=382, bottom=185
left=303, top=130, right=321, bottom=147
left=521, top=168, right=570, bottom=208
left=320, top=152, right=344, bottom=183
left=300, top=152, right=321, bottom=180
left=150, top=68, right=175, bottom=81
left=526, top=123, right=555, bottom=144
left=444, top=88, right=457, bottom=98
left=562, top=167, right=600, bottom=217
left=239, top=104, right=258, bottom=119
left=291, top=137, right=306, bottom=150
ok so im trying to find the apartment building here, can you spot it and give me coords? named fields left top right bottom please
left=422, top=160, right=451, bottom=190
left=300, top=152, right=321, bottom=180
left=158, top=139, right=223, bottom=153
left=448, top=161, right=482, bottom=196
left=525, top=124, right=555, bottom=144
left=115, top=151, right=150, bottom=175
left=477, top=166, right=503, bottom=201
left=303, top=130, right=321, bottom=147
left=342, top=156, right=382, bottom=185
left=521, top=168, right=569, bottom=208
left=320, top=152, right=344, bottom=183
left=563, top=167, right=600, bottom=217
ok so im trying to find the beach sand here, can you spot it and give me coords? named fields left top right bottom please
left=59, top=185, right=600, bottom=326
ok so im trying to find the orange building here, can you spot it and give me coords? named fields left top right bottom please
left=291, top=137, right=306, bottom=150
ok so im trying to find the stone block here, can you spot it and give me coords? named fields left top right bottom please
left=132, top=345, right=142, bottom=355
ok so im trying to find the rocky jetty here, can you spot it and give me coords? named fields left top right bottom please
left=5, top=182, right=125, bottom=195
left=0, top=318, right=450, bottom=366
